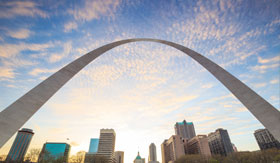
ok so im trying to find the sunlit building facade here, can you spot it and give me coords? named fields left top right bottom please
left=186, top=135, right=211, bottom=156
left=254, top=129, right=280, bottom=150
left=6, top=128, right=34, bottom=162
left=38, top=142, right=70, bottom=163
left=175, top=120, right=196, bottom=139
left=97, top=129, right=116, bottom=163
left=208, top=128, right=233, bottom=156
left=114, top=151, right=124, bottom=163
left=148, top=143, right=159, bottom=163
left=161, top=135, right=185, bottom=163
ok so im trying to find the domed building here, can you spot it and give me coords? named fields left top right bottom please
left=133, top=151, right=145, bottom=163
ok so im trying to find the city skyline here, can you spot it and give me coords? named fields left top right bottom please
left=0, top=0, right=279, bottom=163
left=1, top=121, right=279, bottom=162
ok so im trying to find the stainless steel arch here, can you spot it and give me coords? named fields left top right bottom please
left=0, top=38, right=279, bottom=148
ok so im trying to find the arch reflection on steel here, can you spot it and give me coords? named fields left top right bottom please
left=0, top=38, right=279, bottom=148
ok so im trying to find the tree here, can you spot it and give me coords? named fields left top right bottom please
left=69, top=151, right=86, bottom=163
left=0, top=155, right=7, bottom=161
left=176, top=149, right=280, bottom=163
left=24, top=148, right=41, bottom=162
left=84, top=154, right=108, bottom=163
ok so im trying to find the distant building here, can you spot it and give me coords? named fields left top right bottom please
left=232, top=143, right=238, bottom=152
left=88, top=138, right=99, bottom=154
left=134, top=152, right=145, bottom=163
left=175, top=120, right=196, bottom=139
left=148, top=143, right=159, bottom=163
left=208, top=128, right=233, bottom=156
left=6, top=128, right=34, bottom=162
left=254, top=129, right=280, bottom=150
left=38, top=142, right=70, bottom=163
left=161, top=135, right=185, bottom=163
left=114, top=151, right=124, bottom=163
left=97, top=129, right=116, bottom=162
left=186, top=135, right=211, bottom=156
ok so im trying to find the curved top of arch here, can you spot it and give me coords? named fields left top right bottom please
left=0, top=38, right=279, bottom=148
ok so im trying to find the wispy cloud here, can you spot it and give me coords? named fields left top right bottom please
left=7, top=29, right=31, bottom=39
left=251, top=56, right=280, bottom=73
left=69, top=0, right=121, bottom=21
left=29, top=68, right=58, bottom=76
left=270, top=79, right=279, bottom=84
left=258, top=56, right=280, bottom=64
left=253, top=83, right=267, bottom=88
left=0, top=1, right=47, bottom=18
left=64, top=21, right=78, bottom=33
left=251, top=63, right=279, bottom=73
left=201, top=83, right=213, bottom=89
left=49, top=41, right=72, bottom=63
left=0, top=67, right=15, bottom=79
left=0, top=42, right=53, bottom=58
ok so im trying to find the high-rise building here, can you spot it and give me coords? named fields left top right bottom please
left=161, top=135, right=185, bottom=163
left=186, top=135, right=211, bottom=156
left=208, top=128, right=233, bottom=156
left=85, top=138, right=100, bottom=163
left=38, top=142, right=71, bottom=163
left=88, top=138, right=99, bottom=154
left=174, top=120, right=196, bottom=139
left=6, top=128, right=34, bottom=162
left=114, top=151, right=124, bottom=163
left=97, top=129, right=116, bottom=162
left=134, top=152, right=145, bottom=163
left=148, top=143, right=159, bottom=163
left=254, top=129, right=280, bottom=150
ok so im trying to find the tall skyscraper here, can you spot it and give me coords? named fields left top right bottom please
left=186, top=135, right=211, bottom=156
left=208, top=128, right=233, bottom=156
left=114, top=151, right=124, bottom=163
left=161, top=135, right=185, bottom=163
left=97, top=129, right=116, bottom=162
left=148, top=143, right=159, bottom=163
left=38, top=142, right=71, bottom=163
left=85, top=138, right=100, bottom=163
left=134, top=151, right=145, bottom=163
left=254, top=129, right=280, bottom=150
left=174, top=120, right=196, bottom=139
left=88, top=138, right=99, bottom=154
left=6, top=128, right=34, bottom=162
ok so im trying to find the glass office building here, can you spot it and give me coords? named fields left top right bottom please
left=38, top=142, right=70, bottom=162
left=88, top=138, right=99, bottom=153
left=6, top=128, right=34, bottom=162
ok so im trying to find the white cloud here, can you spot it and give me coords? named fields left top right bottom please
left=29, top=68, right=58, bottom=76
left=7, top=29, right=31, bottom=39
left=64, top=21, right=78, bottom=33
left=49, top=41, right=72, bottom=63
left=270, top=79, right=279, bottom=84
left=201, top=83, right=213, bottom=89
left=0, top=42, right=53, bottom=58
left=0, top=1, right=47, bottom=18
left=251, top=63, right=279, bottom=73
left=0, top=67, right=16, bottom=78
left=253, top=83, right=267, bottom=88
left=258, top=56, right=280, bottom=64
left=69, top=0, right=121, bottom=21
left=270, top=96, right=279, bottom=101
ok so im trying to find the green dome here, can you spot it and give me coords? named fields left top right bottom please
left=136, top=151, right=141, bottom=159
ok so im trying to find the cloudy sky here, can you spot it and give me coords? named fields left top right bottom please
left=0, top=0, right=279, bottom=162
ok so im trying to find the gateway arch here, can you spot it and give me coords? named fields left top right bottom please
left=0, top=38, right=279, bottom=148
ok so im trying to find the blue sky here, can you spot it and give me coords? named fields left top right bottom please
left=0, top=0, right=279, bottom=162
